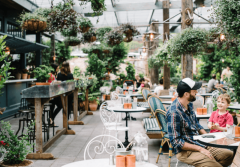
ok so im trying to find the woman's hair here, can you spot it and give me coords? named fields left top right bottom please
left=217, top=94, right=231, bottom=104
left=139, top=78, right=145, bottom=83
left=51, top=63, right=59, bottom=76
left=60, top=61, right=71, bottom=76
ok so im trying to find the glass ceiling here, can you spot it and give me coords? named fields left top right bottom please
left=30, top=0, right=216, bottom=35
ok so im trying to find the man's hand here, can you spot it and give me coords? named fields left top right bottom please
left=199, top=147, right=215, bottom=160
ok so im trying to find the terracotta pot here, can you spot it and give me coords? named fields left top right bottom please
left=1, top=159, right=33, bottom=167
left=15, top=73, right=21, bottom=80
left=126, top=155, right=135, bottom=167
left=36, top=82, right=51, bottom=86
left=27, top=75, right=30, bottom=79
left=116, top=155, right=125, bottom=167
left=22, top=73, right=28, bottom=79
left=79, top=26, right=90, bottom=33
left=89, top=103, right=98, bottom=111
left=106, top=95, right=110, bottom=100
left=236, top=114, right=240, bottom=125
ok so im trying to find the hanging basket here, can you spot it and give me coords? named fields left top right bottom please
left=88, top=36, right=96, bottom=43
left=124, top=29, right=133, bottom=37
left=22, top=19, right=47, bottom=32
left=206, top=48, right=214, bottom=53
left=80, top=26, right=90, bottom=33
left=123, top=36, right=133, bottom=43
left=91, top=2, right=103, bottom=11
left=68, top=41, right=81, bottom=46
left=109, top=38, right=121, bottom=46
left=103, top=50, right=110, bottom=54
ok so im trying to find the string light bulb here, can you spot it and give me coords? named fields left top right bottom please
left=169, top=1, right=171, bottom=7
left=4, top=47, right=10, bottom=55
left=220, top=34, right=226, bottom=41
left=203, top=4, right=205, bottom=8
left=211, top=4, right=213, bottom=8
left=195, top=7, right=198, bottom=12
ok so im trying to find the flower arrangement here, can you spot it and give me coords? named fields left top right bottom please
left=0, top=121, right=34, bottom=166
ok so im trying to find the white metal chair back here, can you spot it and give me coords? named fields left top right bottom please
left=84, top=135, right=125, bottom=160
left=212, top=90, right=220, bottom=99
left=111, top=91, right=119, bottom=100
left=99, top=102, right=119, bottom=128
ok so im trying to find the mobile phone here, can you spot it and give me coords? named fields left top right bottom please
left=202, top=135, right=215, bottom=138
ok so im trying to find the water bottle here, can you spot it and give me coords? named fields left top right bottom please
left=206, top=98, right=213, bottom=114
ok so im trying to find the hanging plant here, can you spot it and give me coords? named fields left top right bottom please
left=96, top=27, right=112, bottom=42
left=77, top=17, right=93, bottom=33
left=106, top=29, right=123, bottom=46
left=90, top=0, right=106, bottom=17
left=64, top=36, right=81, bottom=46
left=120, top=23, right=140, bottom=37
left=61, top=25, right=79, bottom=37
left=17, top=12, right=47, bottom=32
left=83, top=29, right=97, bottom=43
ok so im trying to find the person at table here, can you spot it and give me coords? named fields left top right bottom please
left=208, top=94, right=233, bottom=133
left=207, top=74, right=218, bottom=93
left=48, top=63, right=59, bottom=83
left=52, top=62, right=74, bottom=130
left=220, top=66, right=233, bottom=84
left=166, top=78, right=233, bottom=167
left=139, top=78, right=145, bottom=89
left=134, top=74, right=141, bottom=89
left=154, top=78, right=163, bottom=95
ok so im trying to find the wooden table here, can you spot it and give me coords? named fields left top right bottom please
left=62, top=159, right=158, bottom=167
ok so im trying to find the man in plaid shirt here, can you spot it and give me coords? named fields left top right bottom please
left=166, top=78, right=233, bottom=167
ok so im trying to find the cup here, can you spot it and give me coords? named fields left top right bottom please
left=123, top=91, right=126, bottom=95
left=132, top=102, right=137, bottom=109
left=197, top=108, right=202, bottom=115
left=202, top=108, right=207, bottom=115
left=116, top=155, right=126, bottom=167
left=169, top=91, right=173, bottom=96
left=128, top=103, right=132, bottom=109
left=126, top=155, right=135, bottom=167
left=235, top=127, right=240, bottom=137
left=124, top=103, right=128, bottom=109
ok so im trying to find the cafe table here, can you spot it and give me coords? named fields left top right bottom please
left=199, top=93, right=212, bottom=103
left=159, top=95, right=173, bottom=99
left=108, top=107, right=147, bottom=147
left=228, top=105, right=240, bottom=110
left=62, top=159, right=157, bottom=167
left=193, top=132, right=240, bottom=155
left=161, top=101, right=172, bottom=105
left=195, top=113, right=211, bottom=122
left=118, top=93, right=143, bottom=98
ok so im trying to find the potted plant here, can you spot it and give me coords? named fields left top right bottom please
left=0, top=121, right=34, bottom=167
left=83, top=29, right=96, bottom=43
left=27, top=71, right=31, bottom=79
left=17, top=12, right=47, bottom=32
left=22, top=69, right=28, bottom=79
left=61, top=25, right=79, bottom=37
left=88, top=96, right=99, bottom=111
left=64, top=37, right=81, bottom=46
left=77, top=17, right=92, bottom=33
left=119, top=23, right=140, bottom=37
left=106, top=29, right=123, bottom=46
left=33, top=65, right=53, bottom=85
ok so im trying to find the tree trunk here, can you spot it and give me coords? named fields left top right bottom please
left=164, top=64, right=171, bottom=89
left=151, top=67, right=159, bottom=85
left=181, top=54, right=193, bottom=79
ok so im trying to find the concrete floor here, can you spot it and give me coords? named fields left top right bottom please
left=1, top=109, right=208, bottom=167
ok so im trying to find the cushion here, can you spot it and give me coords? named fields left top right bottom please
left=146, top=126, right=161, bottom=132
left=143, top=118, right=158, bottom=130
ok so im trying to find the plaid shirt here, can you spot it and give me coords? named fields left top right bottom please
left=166, top=98, right=206, bottom=154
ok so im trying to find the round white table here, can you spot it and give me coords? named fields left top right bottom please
left=161, top=101, right=172, bottom=105
left=62, top=159, right=158, bottom=167
left=193, top=132, right=240, bottom=150
left=119, top=93, right=143, bottom=97
left=108, top=107, right=147, bottom=147
left=228, top=105, right=240, bottom=110
left=159, top=95, right=173, bottom=99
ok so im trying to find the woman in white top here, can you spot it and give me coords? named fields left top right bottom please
left=154, top=79, right=164, bottom=95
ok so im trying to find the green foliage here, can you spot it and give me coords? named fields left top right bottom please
left=106, top=29, right=123, bottom=46
left=96, top=27, right=112, bottom=42
left=34, top=8, right=51, bottom=18
left=0, top=121, right=34, bottom=164
left=61, top=26, right=78, bottom=37
left=170, top=77, right=181, bottom=85
left=170, top=28, right=209, bottom=56
left=212, top=0, right=240, bottom=37
left=33, top=65, right=53, bottom=82
left=42, top=41, right=71, bottom=66
left=77, top=17, right=93, bottom=29
left=0, top=36, right=14, bottom=95
left=82, top=29, right=96, bottom=43
left=73, top=66, right=81, bottom=78
left=119, top=23, right=140, bottom=37
left=125, top=62, right=135, bottom=80
left=138, top=72, right=144, bottom=79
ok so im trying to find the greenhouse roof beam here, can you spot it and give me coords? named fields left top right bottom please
left=111, top=0, right=116, bottom=7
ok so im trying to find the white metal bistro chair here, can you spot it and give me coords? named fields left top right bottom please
left=84, top=135, right=125, bottom=160
left=110, top=91, right=119, bottom=100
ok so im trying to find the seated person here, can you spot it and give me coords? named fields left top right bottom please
left=207, top=74, right=219, bottom=93
left=208, top=94, right=233, bottom=133
left=134, top=74, right=141, bottom=89
left=143, top=81, right=150, bottom=89
left=139, top=78, right=145, bottom=89
left=154, top=79, right=164, bottom=95
left=167, top=78, right=233, bottom=167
